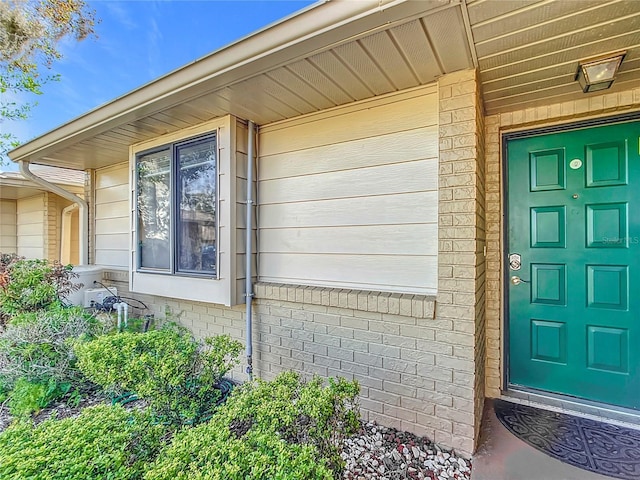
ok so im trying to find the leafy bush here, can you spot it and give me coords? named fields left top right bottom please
left=0, top=255, right=80, bottom=317
left=0, top=404, right=166, bottom=480
left=0, top=304, right=99, bottom=391
left=0, top=253, right=20, bottom=329
left=144, top=371, right=360, bottom=480
left=75, top=326, right=242, bottom=426
left=6, top=377, right=73, bottom=417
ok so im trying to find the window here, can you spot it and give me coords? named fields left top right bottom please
left=136, top=133, right=217, bottom=276
left=131, top=116, right=243, bottom=306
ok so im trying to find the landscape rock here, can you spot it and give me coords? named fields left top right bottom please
left=343, top=421, right=472, bottom=480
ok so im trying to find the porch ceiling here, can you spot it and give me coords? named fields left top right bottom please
left=468, top=0, right=640, bottom=115
left=9, top=0, right=640, bottom=171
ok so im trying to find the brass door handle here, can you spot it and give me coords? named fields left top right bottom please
left=511, top=276, right=529, bottom=285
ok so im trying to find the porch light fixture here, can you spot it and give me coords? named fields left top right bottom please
left=575, top=52, right=626, bottom=93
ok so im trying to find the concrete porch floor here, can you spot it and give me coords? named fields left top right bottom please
left=471, top=399, right=613, bottom=480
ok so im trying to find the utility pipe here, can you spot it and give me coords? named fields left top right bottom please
left=245, top=120, right=256, bottom=381
left=19, top=161, right=89, bottom=265
left=116, top=302, right=123, bottom=331
left=60, top=203, right=79, bottom=264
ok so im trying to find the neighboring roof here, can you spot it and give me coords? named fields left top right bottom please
left=8, top=0, right=640, bottom=171
left=29, top=165, right=85, bottom=186
left=0, top=165, right=84, bottom=200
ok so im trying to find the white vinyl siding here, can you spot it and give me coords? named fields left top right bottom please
left=94, top=163, right=129, bottom=269
left=16, top=195, right=46, bottom=259
left=0, top=200, right=17, bottom=254
left=258, top=85, right=439, bottom=295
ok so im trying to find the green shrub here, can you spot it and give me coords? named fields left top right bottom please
left=0, top=256, right=79, bottom=317
left=0, top=253, right=20, bottom=329
left=0, top=304, right=99, bottom=393
left=6, top=377, right=73, bottom=417
left=0, top=404, right=166, bottom=480
left=0, top=382, right=7, bottom=403
left=144, top=371, right=360, bottom=480
left=75, top=326, right=242, bottom=426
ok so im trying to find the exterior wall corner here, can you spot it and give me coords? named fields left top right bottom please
left=436, top=68, right=486, bottom=455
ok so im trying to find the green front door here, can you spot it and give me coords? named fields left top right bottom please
left=507, top=120, right=640, bottom=410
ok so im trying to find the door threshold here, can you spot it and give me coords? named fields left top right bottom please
left=502, top=387, right=640, bottom=431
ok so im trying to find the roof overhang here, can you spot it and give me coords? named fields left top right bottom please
left=0, top=174, right=83, bottom=199
left=0, top=176, right=47, bottom=199
left=9, top=0, right=640, bottom=171
left=9, top=0, right=469, bottom=170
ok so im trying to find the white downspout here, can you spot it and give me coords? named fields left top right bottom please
left=19, top=161, right=89, bottom=265
left=60, top=203, right=78, bottom=264
left=245, top=120, right=256, bottom=381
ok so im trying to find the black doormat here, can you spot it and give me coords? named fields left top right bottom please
left=494, top=399, right=640, bottom=480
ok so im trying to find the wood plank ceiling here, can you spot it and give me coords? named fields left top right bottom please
left=22, top=0, right=640, bottom=169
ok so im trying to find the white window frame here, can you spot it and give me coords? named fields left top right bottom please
left=129, top=116, right=237, bottom=306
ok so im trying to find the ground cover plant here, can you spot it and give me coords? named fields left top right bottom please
left=0, top=404, right=166, bottom=480
left=75, top=325, right=243, bottom=426
left=144, top=371, right=360, bottom=480
left=0, top=369, right=363, bottom=480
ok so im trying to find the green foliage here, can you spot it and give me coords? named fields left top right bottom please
left=75, top=326, right=243, bottom=426
left=144, top=371, right=360, bottom=480
left=0, top=379, right=7, bottom=403
left=0, top=252, right=20, bottom=328
left=0, top=404, right=166, bottom=480
left=121, top=316, right=152, bottom=333
left=0, top=303, right=99, bottom=392
left=7, top=377, right=71, bottom=417
left=0, top=0, right=97, bottom=159
left=0, top=256, right=79, bottom=317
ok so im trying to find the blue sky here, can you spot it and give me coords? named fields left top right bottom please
left=2, top=0, right=314, bottom=170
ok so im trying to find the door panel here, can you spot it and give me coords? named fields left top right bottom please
left=507, top=120, right=640, bottom=410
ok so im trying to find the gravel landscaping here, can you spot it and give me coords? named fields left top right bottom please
left=343, top=422, right=471, bottom=480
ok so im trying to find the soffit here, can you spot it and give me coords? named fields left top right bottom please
left=0, top=183, right=43, bottom=200
left=12, top=0, right=473, bottom=170
left=467, top=0, right=640, bottom=115
left=0, top=180, right=82, bottom=200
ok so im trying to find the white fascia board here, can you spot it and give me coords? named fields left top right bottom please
left=8, top=0, right=449, bottom=165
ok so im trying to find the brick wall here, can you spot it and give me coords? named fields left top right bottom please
left=473, top=71, right=487, bottom=447
left=484, top=85, right=640, bottom=399
left=437, top=69, right=486, bottom=454
left=102, top=271, right=474, bottom=452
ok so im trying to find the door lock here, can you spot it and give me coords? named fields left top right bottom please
left=508, top=253, right=521, bottom=271
left=510, top=275, right=529, bottom=285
